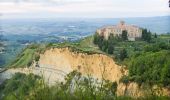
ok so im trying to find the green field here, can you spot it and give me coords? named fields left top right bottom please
left=46, top=36, right=104, bottom=54
left=8, top=44, right=42, bottom=68
left=10, top=49, right=35, bottom=68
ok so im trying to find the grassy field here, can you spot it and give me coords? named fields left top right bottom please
left=46, top=36, right=104, bottom=54
left=11, top=49, right=35, bottom=68
left=7, top=44, right=43, bottom=68
left=159, top=34, right=170, bottom=39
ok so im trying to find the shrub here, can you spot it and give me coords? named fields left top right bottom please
left=34, top=54, right=40, bottom=62
left=128, top=50, right=170, bottom=86
left=120, top=75, right=130, bottom=84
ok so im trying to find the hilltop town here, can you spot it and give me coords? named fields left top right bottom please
left=96, top=21, right=142, bottom=41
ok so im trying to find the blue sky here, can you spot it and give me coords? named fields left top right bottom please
left=0, top=0, right=169, bottom=19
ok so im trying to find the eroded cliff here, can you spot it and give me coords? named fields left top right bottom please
left=39, top=47, right=127, bottom=82
left=38, top=47, right=170, bottom=97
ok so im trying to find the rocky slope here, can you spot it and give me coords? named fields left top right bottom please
left=1, top=47, right=170, bottom=97
left=38, top=47, right=170, bottom=97
left=39, top=47, right=127, bottom=82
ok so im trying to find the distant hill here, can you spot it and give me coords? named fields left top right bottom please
left=1, top=16, right=170, bottom=36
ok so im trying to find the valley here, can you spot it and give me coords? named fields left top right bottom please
left=0, top=17, right=170, bottom=99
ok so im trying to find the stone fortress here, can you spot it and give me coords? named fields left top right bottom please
left=96, top=21, right=142, bottom=41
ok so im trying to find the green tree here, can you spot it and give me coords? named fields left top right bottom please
left=142, top=28, right=147, bottom=40
left=119, top=48, right=128, bottom=61
left=107, top=43, right=114, bottom=54
left=93, top=33, right=99, bottom=45
left=107, top=34, right=115, bottom=54
left=122, top=30, right=128, bottom=41
left=142, top=29, right=152, bottom=42
left=35, top=54, right=40, bottom=62
left=154, top=33, right=157, bottom=38
left=146, top=31, right=152, bottom=42
left=128, top=51, right=170, bottom=86
left=102, top=40, right=108, bottom=52
left=27, top=61, right=32, bottom=67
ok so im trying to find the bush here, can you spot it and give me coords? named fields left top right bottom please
left=128, top=50, right=170, bottom=86
left=0, top=73, right=40, bottom=100
left=34, top=54, right=40, bottom=62
left=122, top=30, right=128, bottom=41
left=119, top=48, right=128, bottom=61
left=142, top=29, right=152, bottom=42
left=93, top=34, right=116, bottom=54
left=27, top=61, right=32, bottom=67
left=120, top=75, right=130, bottom=84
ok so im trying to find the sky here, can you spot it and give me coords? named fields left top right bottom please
left=0, top=0, right=169, bottom=19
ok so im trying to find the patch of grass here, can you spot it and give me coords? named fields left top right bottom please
left=7, top=44, right=45, bottom=68
left=46, top=36, right=104, bottom=55
left=9, top=49, right=35, bottom=68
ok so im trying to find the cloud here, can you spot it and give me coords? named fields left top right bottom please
left=0, top=0, right=169, bottom=18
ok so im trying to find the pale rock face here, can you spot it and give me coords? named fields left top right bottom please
left=117, top=83, right=143, bottom=97
left=38, top=48, right=170, bottom=97
left=39, top=48, right=127, bottom=82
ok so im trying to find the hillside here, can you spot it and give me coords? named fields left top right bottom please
left=1, top=34, right=170, bottom=99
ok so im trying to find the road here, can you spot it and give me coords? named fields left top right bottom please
left=0, top=66, right=70, bottom=86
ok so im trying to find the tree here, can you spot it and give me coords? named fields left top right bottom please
left=146, top=31, right=152, bottom=42
left=35, top=54, right=40, bottom=62
left=107, top=43, right=114, bottom=54
left=121, top=30, right=128, bottom=41
left=142, top=29, right=152, bottom=42
left=98, top=36, right=104, bottom=49
left=27, top=61, right=32, bottom=67
left=107, top=34, right=115, bottom=54
left=154, top=33, right=157, bottom=38
left=93, top=34, right=99, bottom=45
left=102, top=40, right=108, bottom=52
left=93, top=33, right=115, bottom=54
left=142, top=29, right=147, bottom=40
left=119, top=48, right=128, bottom=61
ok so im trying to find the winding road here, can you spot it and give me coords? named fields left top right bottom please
left=0, top=66, right=69, bottom=86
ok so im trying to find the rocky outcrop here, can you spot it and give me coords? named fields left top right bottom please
left=38, top=47, right=170, bottom=97
left=2, top=47, right=169, bottom=97
left=39, top=47, right=127, bottom=82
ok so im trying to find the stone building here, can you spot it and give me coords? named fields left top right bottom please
left=96, top=21, right=142, bottom=41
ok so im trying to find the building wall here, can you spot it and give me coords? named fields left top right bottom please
left=96, top=21, right=142, bottom=41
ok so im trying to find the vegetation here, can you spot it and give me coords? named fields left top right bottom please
left=119, top=48, right=128, bottom=61
left=127, top=50, right=170, bottom=86
left=142, top=29, right=152, bottom=42
left=2, top=31, right=170, bottom=99
left=0, top=72, right=118, bottom=100
left=121, top=30, right=128, bottom=41
left=0, top=73, right=41, bottom=100
left=94, top=34, right=117, bottom=54
left=1, top=72, right=170, bottom=100
left=7, top=44, right=43, bottom=68
left=94, top=31, right=170, bottom=87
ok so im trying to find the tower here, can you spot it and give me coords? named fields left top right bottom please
left=120, top=21, right=125, bottom=26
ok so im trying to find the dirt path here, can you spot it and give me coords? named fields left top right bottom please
left=0, top=66, right=68, bottom=86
